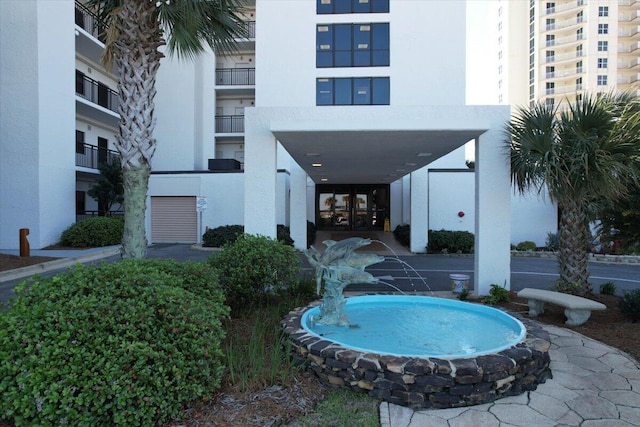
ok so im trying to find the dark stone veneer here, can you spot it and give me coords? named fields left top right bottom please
left=281, top=300, right=552, bottom=409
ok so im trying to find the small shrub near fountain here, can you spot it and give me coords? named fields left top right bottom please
left=483, top=283, right=511, bottom=305
left=619, top=289, right=640, bottom=322
left=428, top=230, right=474, bottom=254
left=202, top=225, right=294, bottom=248
left=515, top=241, right=537, bottom=251
left=599, top=281, right=617, bottom=296
left=208, top=234, right=301, bottom=310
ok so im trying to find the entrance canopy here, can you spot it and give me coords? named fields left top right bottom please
left=272, top=129, right=483, bottom=184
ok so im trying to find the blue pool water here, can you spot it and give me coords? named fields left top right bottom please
left=302, top=295, right=526, bottom=358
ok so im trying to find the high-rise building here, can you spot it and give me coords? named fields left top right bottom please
left=498, top=0, right=640, bottom=108
left=1, top=0, right=560, bottom=294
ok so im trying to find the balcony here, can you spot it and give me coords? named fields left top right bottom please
left=545, top=51, right=583, bottom=65
left=545, top=1, right=584, bottom=18
left=618, top=42, right=640, bottom=54
left=544, top=17, right=584, bottom=34
left=619, top=11, right=640, bottom=22
left=215, top=115, right=244, bottom=134
left=75, top=1, right=107, bottom=42
left=75, top=0, right=110, bottom=66
left=76, top=73, right=119, bottom=113
left=76, top=143, right=120, bottom=169
left=233, top=20, right=256, bottom=51
left=619, top=26, right=640, bottom=38
left=215, top=68, right=255, bottom=96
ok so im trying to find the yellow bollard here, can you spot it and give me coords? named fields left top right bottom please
left=384, top=218, right=390, bottom=232
left=19, top=228, right=30, bottom=258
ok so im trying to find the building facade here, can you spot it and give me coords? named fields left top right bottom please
left=1, top=0, right=563, bottom=294
left=498, top=0, right=640, bottom=108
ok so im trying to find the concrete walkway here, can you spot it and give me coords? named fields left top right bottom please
left=380, top=324, right=640, bottom=427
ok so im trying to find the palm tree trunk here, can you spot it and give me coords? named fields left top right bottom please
left=558, top=198, right=591, bottom=295
left=113, top=1, right=164, bottom=259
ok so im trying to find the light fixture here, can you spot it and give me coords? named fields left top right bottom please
left=417, top=152, right=432, bottom=157
left=305, top=153, right=320, bottom=157
left=312, top=163, right=322, bottom=167
left=321, top=178, right=328, bottom=182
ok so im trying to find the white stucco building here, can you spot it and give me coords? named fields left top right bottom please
left=0, top=0, right=559, bottom=294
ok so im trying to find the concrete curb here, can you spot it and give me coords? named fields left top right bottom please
left=0, top=246, right=122, bottom=283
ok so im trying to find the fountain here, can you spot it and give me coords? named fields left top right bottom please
left=282, top=237, right=552, bottom=409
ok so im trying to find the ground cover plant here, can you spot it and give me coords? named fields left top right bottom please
left=0, top=260, right=228, bottom=426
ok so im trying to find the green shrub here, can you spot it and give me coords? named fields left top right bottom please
left=427, top=230, right=474, bottom=254
left=550, top=280, right=592, bottom=295
left=277, top=224, right=294, bottom=247
left=60, top=217, right=123, bottom=247
left=515, top=241, right=537, bottom=251
left=619, top=289, right=640, bottom=322
left=546, top=231, right=560, bottom=251
left=0, top=260, right=228, bottom=426
left=203, top=224, right=295, bottom=247
left=307, top=221, right=317, bottom=248
left=599, top=281, right=617, bottom=296
left=393, top=224, right=410, bottom=247
left=458, top=288, right=470, bottom=301
left=208, top=234, right=301, bottom=311
left=202, top=225, right=244, bottom=247
left=483, top=283, right=511, bottom=305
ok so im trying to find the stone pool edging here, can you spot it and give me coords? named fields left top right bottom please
left=281, top=301, right=552, bottom=409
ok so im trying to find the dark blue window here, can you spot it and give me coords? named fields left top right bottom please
left=317, top=0, right=389, bottom=14
left=317, top=23, right=389, bottom=68
left=316, top=79, right=333, bottom=105
left=316, top=77, right=389, bottom=105
left=372, top=77, right=390, bottom=105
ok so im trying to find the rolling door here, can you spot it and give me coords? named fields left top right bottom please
left=151, top=196, right=197, bottom=243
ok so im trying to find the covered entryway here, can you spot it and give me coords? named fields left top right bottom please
left=316, top=184, right=389, bottom=231
left=150, top=196, right=197, bottom=243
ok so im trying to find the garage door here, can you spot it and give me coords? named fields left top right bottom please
left=151, top=196, right=197, bottom=243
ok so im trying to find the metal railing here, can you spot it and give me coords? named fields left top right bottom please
left=216, top=68, right=255, bottom=85
left=243, top=20, right=256, bottom=38
left=76, top=73, right=119, bottom=113
left=75, top=0, right=108, bottom=43
left=76, top=143, right=121, bottom=169
left=215, top=115, right=245, bottom=133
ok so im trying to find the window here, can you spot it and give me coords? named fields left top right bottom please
left=598, top=58, right=608, bottom=68
left=546, top=34, right=555, bottom=47
left=316, top=77, right=390, bottom=105
left=598, top=41, right=608, bottom=51
left=598, top=6, right=608, bottom=17
left=317, top=23, right=389, bottom=68
left=598, top=24, right=608, bottom=34
left=576, top=77, right=582, bottom=90
left=546, top=50, right=555, bottom=62
left=597, top=75, right=608, bottom=85
left=576, top=60, right=583, bottom=73
left=76, top=130, right=85, bottom=154
left=576, top=44, right=583, bottom=57
left=546, top=82, right=555, bottom=94
left=546, top=18, right=555, bottom=30
left=546, top=66, right=555, bottom=78
left=75, top=70, right=86, bottom=96
left=317, top=0, right=389, bottom=14
left=576, top=11, right=583, bottom=23
left=577, top=28, right=583, bottom=40
left=545, top=98, right=555, bottom=108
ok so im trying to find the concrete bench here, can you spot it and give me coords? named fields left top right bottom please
left=517, top=288, right=606, bottom=326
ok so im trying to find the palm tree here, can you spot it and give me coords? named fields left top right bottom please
left=86, top=0, right=247, bottom=258
left=506, top=92, right=640, bottom=295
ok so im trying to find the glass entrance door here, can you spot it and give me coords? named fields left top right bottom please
left=317, top=185, right=389, bottom=231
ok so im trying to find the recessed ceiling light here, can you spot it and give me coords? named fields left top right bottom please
left=404, top=162, right=416, bottom=166
left=312, top=163, right=322, bottom=167
left=395, top=169, right=405, bottom=172
left=417, top=152, right=432, bottom=157
left=306, top=153, right=320, bottom=157
left=320, top=178, right=328, bottom=182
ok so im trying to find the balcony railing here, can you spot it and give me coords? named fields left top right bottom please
left=242, top=20, right=256, bottom=38
left=215, top=115, right=245, bottom=133
left=216, top=68, right=255, bottom=85
left=76, top=73, right=119, bottom=113
left=75, top=0, right=108, bottom=43
left=76, top=143, right=121, bottom=169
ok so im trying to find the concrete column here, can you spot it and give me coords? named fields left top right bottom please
left=290, top=163, right=308, bottom=251
left=474, top=129, right=511, bottom=296
left=410, top=167, right=428, bottom=253
left=243, top=109, right=277, bottom=238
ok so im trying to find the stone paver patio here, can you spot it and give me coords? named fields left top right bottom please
left=380, top=324, right=640, bottom=427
